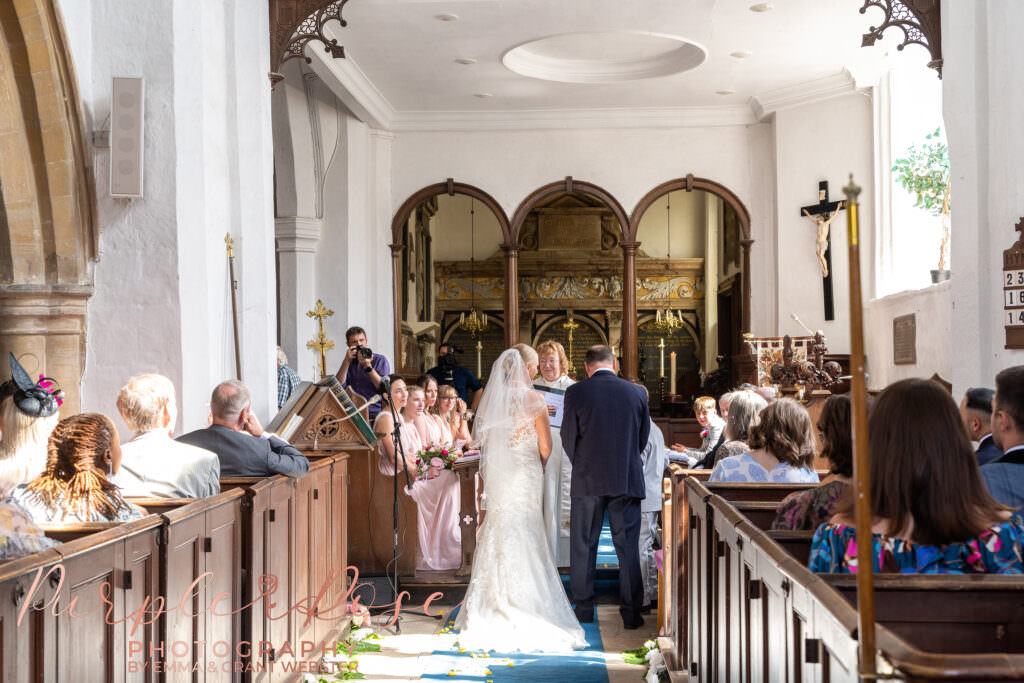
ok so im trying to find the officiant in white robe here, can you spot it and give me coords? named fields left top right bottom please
left=534, top=341, right=575, bottom=567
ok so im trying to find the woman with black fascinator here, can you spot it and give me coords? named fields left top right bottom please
left=0, top=353, right=62, bottom=497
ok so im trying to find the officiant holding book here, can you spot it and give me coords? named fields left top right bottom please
left=534, top=341, right=575, bottom=566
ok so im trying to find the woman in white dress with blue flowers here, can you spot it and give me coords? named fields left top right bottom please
left=709, top=399, right=819, bottom=484
left=454, top=348, right=586, bottom=652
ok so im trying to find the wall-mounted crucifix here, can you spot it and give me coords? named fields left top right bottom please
left=800, top=181, right=844, bottom=321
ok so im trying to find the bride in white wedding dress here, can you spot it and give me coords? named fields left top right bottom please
left=454, top=348, right=587, bottom=652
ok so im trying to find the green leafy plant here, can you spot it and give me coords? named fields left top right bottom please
left=891, top=127, right=951, bottom=271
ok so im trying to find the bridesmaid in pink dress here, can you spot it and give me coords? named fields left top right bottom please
left=415, top=375, right=454, bottom=447
left=375, top=378, right=461, bottom=571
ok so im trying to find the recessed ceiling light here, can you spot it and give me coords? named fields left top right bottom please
left=730, top=50, right=753, bottom=59
left=749, top=3, right=773, bottom=11
left=435, top=13, right=459, bottom=22
left=716, top=89, right=736, bottom=95
left=455, top=58, right=477, bottom=65
left=474, top=92, right=494, bottom=98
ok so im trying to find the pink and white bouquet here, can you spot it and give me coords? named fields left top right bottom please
left=414, top=443, right=460, bottom=479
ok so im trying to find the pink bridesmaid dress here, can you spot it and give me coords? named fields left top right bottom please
left=374, top=413, right=461, bottom=570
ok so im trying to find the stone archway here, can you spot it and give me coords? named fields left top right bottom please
left=0, top=0, right=97, bottom=413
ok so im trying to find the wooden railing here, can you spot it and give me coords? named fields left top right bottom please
left=0, top=452, right=350, bottom=682
left=663, top=470, right=1024, bottom=681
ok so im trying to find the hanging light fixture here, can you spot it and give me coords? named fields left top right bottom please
left=656, top=191, right=684, bottom=332
left=459, top=197, right=489, bottom=336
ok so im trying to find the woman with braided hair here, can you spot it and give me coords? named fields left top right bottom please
left=12, top=413, right=145, bottom=523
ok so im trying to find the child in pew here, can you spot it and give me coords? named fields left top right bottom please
left=809, top=379, right=1024, bottom=574
left=773, top=395, right=856, bottom=531
left=12, top=413, right=146, bottom=523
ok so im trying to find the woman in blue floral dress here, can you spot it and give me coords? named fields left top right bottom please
left=809, top=379, right=1024, bottom=574
left=710, top=398, right=819, bottom=484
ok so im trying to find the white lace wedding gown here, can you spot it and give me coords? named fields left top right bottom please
left=453, top=415, right=587, bottom=652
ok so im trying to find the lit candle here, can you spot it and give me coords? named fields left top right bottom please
left=659, top=338, right=665, bottom=377
left=669, top=352, right=677, bottom=394
left=476, top=340, right=482, bottom=378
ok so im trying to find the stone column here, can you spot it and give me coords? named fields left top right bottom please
left=0, top=286, right=93, bottom=415
left=621, top=241, right=640, bottom=381
left=275, top=217, right=322, bottom=379
left=502, top=246, right=519, bottom=347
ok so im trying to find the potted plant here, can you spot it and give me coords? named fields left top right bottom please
left=891, top=127, right=951, bottom=283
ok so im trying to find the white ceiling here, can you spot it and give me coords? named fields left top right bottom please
left=323, top=0, right=921, bottom=121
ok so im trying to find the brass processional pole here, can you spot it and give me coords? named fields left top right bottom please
left=843, top=175, right=876, bottom=677
left=225, top=234, right=242, bottom=380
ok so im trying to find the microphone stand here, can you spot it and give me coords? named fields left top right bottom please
left=381, top=379, right=412, bottom=634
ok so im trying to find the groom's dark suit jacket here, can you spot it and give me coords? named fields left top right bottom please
left=561, top=369, right=650, bottom=499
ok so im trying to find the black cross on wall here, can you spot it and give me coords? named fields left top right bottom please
left=799, top=180, right=844, bottom=321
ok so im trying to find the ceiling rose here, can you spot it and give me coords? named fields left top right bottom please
left=502, top=31, right=707, bottom=84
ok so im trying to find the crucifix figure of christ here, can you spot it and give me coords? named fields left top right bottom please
left=799, top=181, right=845, bottom=321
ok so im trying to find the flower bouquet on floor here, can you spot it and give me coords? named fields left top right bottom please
left=414, top=444, right=459, bottom=479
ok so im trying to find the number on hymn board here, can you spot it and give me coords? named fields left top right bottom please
left=1006, top=270, right=1024, bottom=286
left=1009, top=310, right=1024, bottom=326
left=1005, top=289, right=1024, bottom=306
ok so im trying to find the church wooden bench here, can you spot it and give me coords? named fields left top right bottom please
left=728, top=500, right=780, bottom=530
left=765, top=529, right=815, bottom=565
left=123, top=496, right=195, bottom=515
left=38, top=520, right=124, bottom=544
left=158, top=488, right=246, bottom=678
left=706, top=480, right=817, bottom=503
left=0, top=549, right=64, bottom=681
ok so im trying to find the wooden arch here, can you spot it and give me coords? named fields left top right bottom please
left=509, top=177, right=630, bottom=245
left=629, top=176, right=755, bottom=335
left=389, top=182, right=512, bottom=364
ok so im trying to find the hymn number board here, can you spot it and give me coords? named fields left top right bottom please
left=1004, top=218, right=1024, bottom=349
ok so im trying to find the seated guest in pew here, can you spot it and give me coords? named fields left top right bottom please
left=718, top=391, right=738, bottom=422
left=113, top=374, right=220, bottom=498
left=0, top=353, right=61, bottom=496
left=810, top=378, right=1024, bottom=574
left=177, top=381, right=309, bottom=478
left=773, top=395, right=856, bottom=531
left=276, top=346, right=302, bottom=410
left=415, top=374, right=453, bottom=447
left=436, top=385, right=472, bottom=446
left=713, top=390, right=768, bottom=466
left=0, top=494, right=57, bottom=559
left=709, top=399, right=818, bottom=484
left=638, top=386, right=666, bottom=613
left=961, top=387, right=1002, bottom=466
left=14, top=413, right=146, bottom=522
left=668, top=396, right=725, bottom=468
left=374, top=377, right=461, bottom=570
left=981, top=366, right=1024, bottom=507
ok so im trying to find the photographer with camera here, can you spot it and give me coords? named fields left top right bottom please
left=427, top=343, right=484, bottom=411
left=335, top=326, right=390, bottom=421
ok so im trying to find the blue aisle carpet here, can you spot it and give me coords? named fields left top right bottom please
left=596, top=513, right=618, bottom=569
left=422, top=606, right=610, bottom=683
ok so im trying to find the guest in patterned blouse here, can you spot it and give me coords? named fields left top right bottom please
left=809, top=379, right=1024, bottom=574
left=13, top=413, right=146, bottom=523
left=773, top=395, right=856, bottom=531
left=709, top=398, right=818, bottom=483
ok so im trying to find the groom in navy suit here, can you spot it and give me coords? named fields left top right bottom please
left=561, top=345, right=651, bottom=629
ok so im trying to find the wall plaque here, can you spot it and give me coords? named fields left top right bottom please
left=1004, top=218, right=1024, bottom=349
left=538, top=214, right=601, bottom=250
left=893, top=313, right=916, bottom=365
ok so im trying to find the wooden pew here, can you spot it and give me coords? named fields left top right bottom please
left=0, top=549, right=64, bottom=681
left=706, top=481, right=816, bottom=503
left=123, top=497, right=195, bottom=515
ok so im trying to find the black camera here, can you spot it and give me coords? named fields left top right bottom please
left=355, top=345, right=373, bottom=360
left=439, top=345, right=462, bottom=367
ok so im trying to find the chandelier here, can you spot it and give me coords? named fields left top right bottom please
left=654, top=192, right=683, bottom=332
left=459, top=197, right=489, bottom=336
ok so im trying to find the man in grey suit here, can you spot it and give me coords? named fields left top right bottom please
left=638, top=403, right=666, bottom=613
left=177, top=380, right=309, bottom=478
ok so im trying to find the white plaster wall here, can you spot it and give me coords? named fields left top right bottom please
left=772, top=91, right=875, bottom=355
left=431, top=194, right=505, bottom=261
left=70, top=0, right=276, bottom=433
left=944, top=1, right=1024, bottom=395
left=634, top=190, right=707, bottom=259
left=67, top=0, right=185, bottom=438
left=863, top=281, right=952, bottom=391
